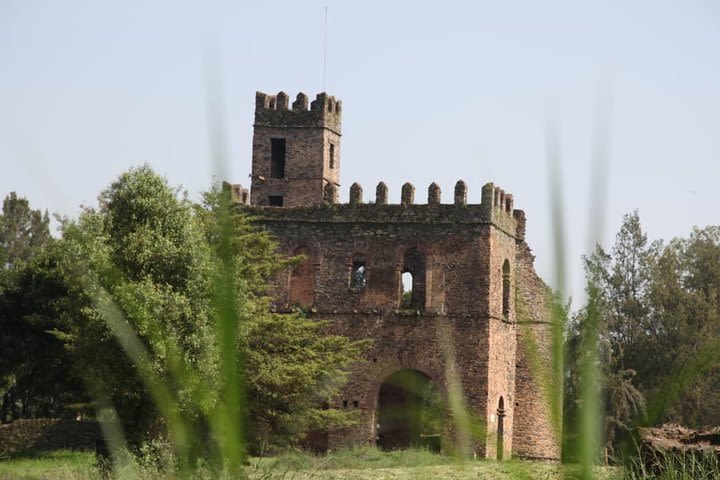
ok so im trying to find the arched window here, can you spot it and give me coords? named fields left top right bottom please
left=401, top=271, right=413, bottom=307
left=502, top=259, right=511, bottom=319
left=289, top=247, right=315, bottom=307
left=401, top=248, right=426, bottom=310
left=349, top=253, right=367, bottom=292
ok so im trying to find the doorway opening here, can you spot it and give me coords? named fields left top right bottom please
left=376, top=369, right=444, bottom=452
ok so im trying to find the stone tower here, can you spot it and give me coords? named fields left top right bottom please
left=250, top=91, right=342, bottom=207
left=233, top=90, right=560, bottom=460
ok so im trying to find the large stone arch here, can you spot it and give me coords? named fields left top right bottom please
left=369, top=366, right=447, bottom=452
left=364, top=361, right=446, bottom=410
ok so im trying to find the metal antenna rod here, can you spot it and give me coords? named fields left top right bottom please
left=322, top=5, right=328, bottom=92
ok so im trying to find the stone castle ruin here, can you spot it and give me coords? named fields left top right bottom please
left=228, top=91, right=560, bottom=460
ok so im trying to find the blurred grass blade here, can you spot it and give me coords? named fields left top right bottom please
left=70, top=267, right=192, bottom=468
left=545, top=108, right=568, bottom=453
left=204, top=51, right=246, bottom=471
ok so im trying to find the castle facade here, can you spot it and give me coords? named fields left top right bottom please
left=231, top=91, right=560, bottom=460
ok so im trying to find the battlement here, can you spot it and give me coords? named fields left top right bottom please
left=239, top=180, right=522, bottom=238
left=254, top=91, right=342, bottom=134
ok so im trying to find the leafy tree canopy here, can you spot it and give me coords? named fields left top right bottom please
left=55, top=166, right=364, bottom=459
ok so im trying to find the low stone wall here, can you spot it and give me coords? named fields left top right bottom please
left=0, top=419, right=100, bottom=454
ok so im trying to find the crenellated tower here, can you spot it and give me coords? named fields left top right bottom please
left=232, top=90, right=560, bottom=461
left=250, top=91, right=342, bottom=207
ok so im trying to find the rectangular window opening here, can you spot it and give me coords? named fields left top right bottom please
left=329, top=143, right=335, bottom=169
left=349, top=261, right=367, bottom=292
left=270, top=138, right=286, bottom=178
left=268, top=195, right=284, bottom=207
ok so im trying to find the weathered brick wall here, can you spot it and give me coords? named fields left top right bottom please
left=320, top=313, right=490, bottom=452
left=244, top=184, right=534, bottom=458
left=251, top=92, right=341, bottom=207
left=241, top=88, right=559, bottom=460
left=512, top=238, right=562, bottom=460
left=0, top=419, right=99, bottom=454
left=485, top=221, right=519, bottom=460
left=248, top=203, right=499, bottom=317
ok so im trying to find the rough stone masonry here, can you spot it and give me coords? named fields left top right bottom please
left=227, top=91, right=560, bottom=460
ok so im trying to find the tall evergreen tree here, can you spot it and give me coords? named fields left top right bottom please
left=567, top=211, right=652, bottom=455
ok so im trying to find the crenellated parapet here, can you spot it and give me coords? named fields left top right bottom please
left=480, top=182, right=517, bottom=235
left=255, top=91, right=342, bottom=134
left=242, top=180, right=523, bottom=237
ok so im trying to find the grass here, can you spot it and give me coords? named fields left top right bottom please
left=0, top=448, right=623, bottom=480
left=623, top=449, right=720, bottom=480
left=0, top=450, right=97, bottom=480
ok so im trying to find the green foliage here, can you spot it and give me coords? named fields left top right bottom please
left=44, top=166, right=366, bottom=469
left=58, top=166, right=216, bottom=450
left=623, top=449, right=720, bottom=480
left=0, top=245, right=87, bottom=422
left=0, top=192, right=51, bottom=270
left=0, top=192, right=86, bottom=423
left=245, top=315, right=363, bottom=452
left=401, top=290, right=412, bottom=308
left=200, top=185, right=367, bottom=453
left=566, top=212, right=650, bottom=457
left=568, top=211, right=720, bottom=465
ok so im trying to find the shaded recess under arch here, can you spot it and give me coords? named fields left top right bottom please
left=376, top=369, right=444, bottom=452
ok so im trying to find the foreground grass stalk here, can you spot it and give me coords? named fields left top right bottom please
left=578, top=283, right=602, bottom=479
left=436, top=317, right=475, bottom=459
left=209, top=192, right=246, bottom=472
left=205, top=63, right=246, bottom=473
left=73, top=270, right=193, bottom=473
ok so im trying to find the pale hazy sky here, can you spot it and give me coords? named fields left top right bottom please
left=2, top=1, right=719, bottom=301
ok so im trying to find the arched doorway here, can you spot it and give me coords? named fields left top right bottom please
left=496, top=396, right=505, bottom=460
left=376, top=369, right=444, bottom=452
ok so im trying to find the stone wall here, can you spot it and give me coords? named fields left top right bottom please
left=0, top=419, right=99, bottom=454
left=512, top=239, right=561, bottom=460
left=320, top=313, right=490, bottom=451
left=482, top=225, right=515, bottom=459
left=251, top=92, right=341, bottom=207
left=241, top=88, right=559, bottom=460
left=243, top=181, right=547, bottom=458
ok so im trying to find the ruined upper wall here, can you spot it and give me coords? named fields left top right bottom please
left=241, top=181, right=522, bottom=239
left=255, top=91, right=342, bottom=134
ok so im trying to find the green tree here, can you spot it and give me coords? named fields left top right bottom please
left=0, top=244, right=86, bottom=422
left=571, top=212, right=720, bottom=459
left=0, top=192, right=51, bottom=270
left=566, top=212, right=651, bottom=456
left=58, top=166, right=364, bottom=463
left=59, top=166, right=219, bottom=451
left=646, top=226, right=720, bottom=427
left=0, top=193, right=84, bottom=423
left=200, top=186, right=366, bottom=454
